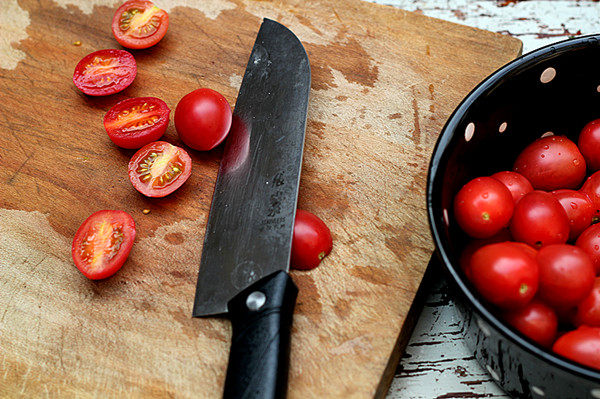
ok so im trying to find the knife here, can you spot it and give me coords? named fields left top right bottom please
left=192, top=19, right=310, bottom=399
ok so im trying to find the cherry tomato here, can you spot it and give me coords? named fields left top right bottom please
left=104, top=97, right=170, bottom=149
left=578, top=119, right=600, bottom=172
left=552, top=189, right=593, bottom=242
left=510, top=191, right=569, bottom=248
left=576, top=224, right=600, bottom=275
left=459, top=229, right=512, bottom=280
left=469, top=242, right=538, bottom=309
left=128, top=141, right=192, bottom=197
left=491, top=171, right=533, bottom=204
left=580, top=171, right=600, bottom=218
left=71, top=210, right=136, bottom=280
left=112, top=0, right=169, bottom=49
left=553, top=326, right=600, bottom=370
left=453, top=177, right=514, bottom=239
left=503, top=299, right=558, bottom=347
left=291, top=210, right=333, bottom=270
left=73, top=49, right=136, bottom=96
left=536, top=244, right=595, bottom=308
left=513, top=136, right=586, bottom=190
left=575, top=278, right=600, bottom=327
left=175, top=88, right=232, bottom=151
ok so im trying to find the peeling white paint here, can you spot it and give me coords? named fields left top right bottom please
left=0, top=0, right=30, bottom=70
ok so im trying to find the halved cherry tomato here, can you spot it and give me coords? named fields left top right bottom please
left=175, top=88, right=232, bottom=151
left=104, top=97, right=170, bottom=149
left=580, top=171, right=600, bottom=217
left=73, top=49, right=136, bottom=96
left=469, top=242, right=538, bottom=309
left=510, top=191, right=569, bottom=248
left=578, top=119, right=600, bottom=172
left=503, top=299, right=558, bottom=347
left=576, top=224, right=600, bottom=274
left=553, top=326, right=600, bottom=370
left=513, top=136, right=586, bottom=191
left=112, top=0, right=169, bottom=49
left=453, top=177, right=514, bottom=239
left=575, top=278, right=600, bottom=327
left=491, top=171, right=533, bottom=204
left=536, top=244, right=595, bottom=308
left=71, top=210, right=136, bottom=280
left=552, top=189, right=594, bottom=242
left=291, top=210, right=333, bottom=270
left=128, top=141, right=192, bottom=197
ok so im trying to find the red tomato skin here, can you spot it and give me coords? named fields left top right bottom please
left=575, top=278, right=600, bottom=327
left=552, top=189, right=594, bottom=242
left=536, top=244, right=595, bottom=308
left=291, top=210, right=333, bottom=270
left=503, top=299, right=558, bottom=347
left=469, top=243, right=538, bottom=309
left=491, top=171, right=533, bottom=204
left=553, top=326, right=600, bottom=370
left=104, top=97, right=170, bottom=149
left=578, top=119, right=600, bottom=172
left=513, top=136, right=586, bottom=190
left=459, top=230, right=512, bottom=279
left=175, top=89, right=232, bottom=151
left=71, top=210, right=136, bottom=280
left=510, top=191, right=570, bottom=248
left=112, top=1, right=169, bottom=49
left=73, top=49, right=136, bottom=96
left=128, top=141, right=192, bottom=197
left=576, top=224, right=600, bottom=274
left=580, top=171, right=600, bottom=217
left=453, top=177, right=514, bottom=239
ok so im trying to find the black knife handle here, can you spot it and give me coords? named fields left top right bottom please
left=224, top=270, right=298, bottom=399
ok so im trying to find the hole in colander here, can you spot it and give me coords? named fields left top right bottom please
left=597, top=84, right=600, bottom=93
left=499, top=122, right=507, bottom=133
left=465, top=122, right=475, bottom=142
left=591, top=388, right=600, bottom=399
left=541, top=131, right=554, bottom=138
left=443, top=208, right=449, bottom=226
left=531, top=385, right=545, bottom=397
left=540, top=67, right=556, bottom=83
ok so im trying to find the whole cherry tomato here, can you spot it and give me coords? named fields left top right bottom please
left=290, top=210, right=333, bottom=270
left=510, top=191, right=569, bottom=248
left=459, top=229, right=512, bottom=280
left=536, top=244, right=595, bottom=308
left=469, top=242, right=538, bottom=309
left=453, top=177, right=514, bottom=239
left=174, top=88, right=232, bottom=151
left=503, top=299, right=558, bottom=347
left=513, top=136, right=586, bottom=190
left=553, top=326, right=600, bottom=370
left=552, top=189, right=594, bottom=242
left=575, top=278, right=600, bottom=327
left=580, top=171, right=600, bottom=218
left=491, top=171, right=533, bottom=204
left=578, top=119, right=600, bottom=172
left=576, top=224, right=600, bottom=274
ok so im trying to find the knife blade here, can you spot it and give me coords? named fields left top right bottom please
left=192, top=18, right=310, bottom=399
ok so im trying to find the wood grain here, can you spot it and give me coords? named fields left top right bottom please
left=0, top=0, right=521, bottom=397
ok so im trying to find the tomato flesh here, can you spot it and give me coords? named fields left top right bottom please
left=104, top=97, right=170, bottom=149
left=128, top=141, right=192, bottom=197
left=73, top=49, right=136, bottom=96
left=112, top=0, right=169, bottom=49
left=72, top=210, right=136, bottom=280
left=291, top=210, right=333, bottom=270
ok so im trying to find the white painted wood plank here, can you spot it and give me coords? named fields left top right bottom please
left=362, top=1, right=600, bottom=397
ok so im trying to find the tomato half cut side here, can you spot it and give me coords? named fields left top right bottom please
left=104, top=97, right=170, bottom=149
left=112, top=0, right=169, bottom=49
left=73, top=49, right=137, bottom=96
left=72, top=210, right=136, bottom=280
left=128, top=141, right=192, bottom=197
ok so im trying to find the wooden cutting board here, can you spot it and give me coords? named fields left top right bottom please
left=0, top=0, right=521, bottom=397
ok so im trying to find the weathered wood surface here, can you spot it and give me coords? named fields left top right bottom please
left=382, top=1, right=600, bottom=398
left=0, top=0, right=521, bottom=397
